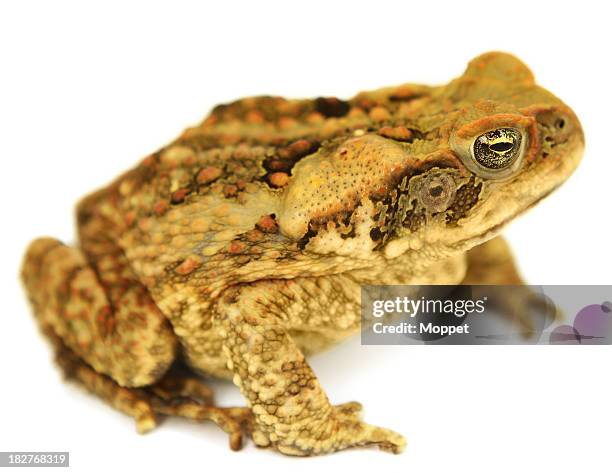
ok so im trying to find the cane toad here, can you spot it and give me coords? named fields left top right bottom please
left=21, top=52, right=584, bottom=455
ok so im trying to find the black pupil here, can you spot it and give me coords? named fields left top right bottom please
left=489, top=141, right=514, bottom=152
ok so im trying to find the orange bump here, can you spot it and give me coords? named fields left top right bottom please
left=306, top=111, right=324, bottom=123
left=369, top=106, right=391, bottom=121
left=153, top=199, right=169, bottom=216
left=197, top=166, right=223, bottom=185
left=228, top=241, right=247, bottom=254
left=175, top=256, right=201, bottom=275
left=246, top=110, right=265, bottom=124
left=278, top=116, right=298, bottom=129
left=378, top=126, right=413, bottom=142
left=278, top=139, right=314, bottom=160
left=256, top=214, right=278, bottom=233
left=223, top=184, right=238, bottom=198
left=171, top=188, right=190, bottom=204
left=269, top=172, right=289, bottom=188
left=124, top=211, right=136, bottom=227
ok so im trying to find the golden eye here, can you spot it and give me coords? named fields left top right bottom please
left=472, top=128, right=522, bottom=170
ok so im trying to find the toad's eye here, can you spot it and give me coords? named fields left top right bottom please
left=472, top=128, right=522, bottom=170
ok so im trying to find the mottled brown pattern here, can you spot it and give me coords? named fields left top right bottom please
left=445, top=177, right=483, bottom=225
left=21, top=52, right=583, bottom=456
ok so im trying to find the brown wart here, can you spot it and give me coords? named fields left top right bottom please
left=261, top=139, right=321, bottom=188
left=218, top=215, right=291, bottom=263
left=388, top=90, right=425, bottom=102
left=314, top=97, right=351, bottom=118
left=207, top=96, right=308, bottom=124
left=377, top=126, right=420, bottom=143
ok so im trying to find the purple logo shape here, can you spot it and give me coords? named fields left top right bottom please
left=549, top=302, right=612, bottom=344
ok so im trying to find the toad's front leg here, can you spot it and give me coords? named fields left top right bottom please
left=463, top=235, right=557, bottom=335
left=214, top=279, right=406, bottom=456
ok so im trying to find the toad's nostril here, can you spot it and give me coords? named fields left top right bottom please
left=535, top=110, right=570, bottom=134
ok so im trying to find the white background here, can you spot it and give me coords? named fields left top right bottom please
left=0, top=1, right=610, bottom=472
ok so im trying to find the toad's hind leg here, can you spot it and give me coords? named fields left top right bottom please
left=21, top=237, right=177, bottom=387
left=48, top=329, right=252, bottom=449
left=21, top=238, right=252, bottom=449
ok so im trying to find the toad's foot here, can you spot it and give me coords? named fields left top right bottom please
left=215, top=281, right=406, bottom=456
left=267, top=404, right=406, bottom=456
left=50, top=332, right=252, bottom=450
